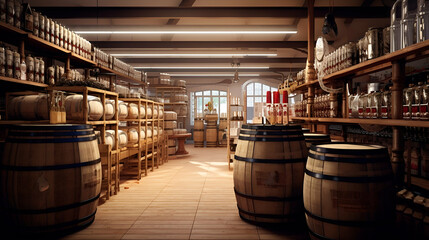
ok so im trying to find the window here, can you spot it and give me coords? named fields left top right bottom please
left=246, top=82, right=277, bottom=123
left=191, top=90, right=227, bottom=125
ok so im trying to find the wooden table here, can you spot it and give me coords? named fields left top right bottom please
left=169, top=133, right=192, bottom=155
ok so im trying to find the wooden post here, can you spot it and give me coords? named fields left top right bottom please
left=65, top=55, right=71, bottom=73
left=305, top=0, right=316, bottom=84
left=391, top=60, right=405, bottom=186
left=19, top=39, right=25, bottom=62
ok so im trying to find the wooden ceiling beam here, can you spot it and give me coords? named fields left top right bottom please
left=33, top=7, right=390, bottom=19
left=121, top=58, right=307, bottom=64
left=142, top=68, right=302, bottom=73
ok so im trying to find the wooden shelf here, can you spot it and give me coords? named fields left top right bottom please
left=280, top=39, right=429, bottom=93
left=149, top=85, right=186, bottom=89
left=0, top=76, right=49, bottom=88
left=230, top=104, right=243, bottom=107
left=164, top=102, right=187, bottom=105
left=99, top=66, right=142, bottom=85
left=0, top=120, right=50, bottom=125
left=291, top=117, right=429, bottom=128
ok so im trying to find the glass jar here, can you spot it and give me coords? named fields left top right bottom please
left=403, top=85, right=414, bottom=119
left=381, top=89, right=391, bottom=119
left=412, top=82, right=422, bottom=119
left=13, top=51, right=20, bottom=79
left=0, top=46, right=5, bottom=76
left=402, top=0, right=418, bottom=48
left=421, top=80, right=429, bottom=120
left=372, top=91, right=382, bottom=118
left=358, top=93, right=367, bottom=119
left=391, top=0, right=403, bottom=52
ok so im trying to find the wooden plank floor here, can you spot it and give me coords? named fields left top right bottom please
left=61, top=145, right=308, bottom=240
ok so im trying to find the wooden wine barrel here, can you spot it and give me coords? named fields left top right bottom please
left=234, top=124, right=307, bottom=224
left=153, top=108, right=158, bottom=119
left=127, top=103, right=138, bottom=119
left=0, top=124, right=101, bottom=234
left=193, top=129, right=204, bottom=147
left=303, top=133, right=331, bottom=149
left=218, top=130, right=227, bottom=147
left=65, top=95, right=104, bottom=121
left=146, top=107, right=152, bottom=119
left=206, top=125, right=218, bottom=147
left=118, top=101, right=128, bottom=120
left=104, top=99, right=115, bottom=120
left=8, top=95, right=49, bottom=120
left=140, top=130, right=146, bottom=140
left=168, top=139, right=176, bottom=147
left=127, top=128, right=138, bottom=144
left=165, top=120, right=177, bottom=130
left=304, top=143, right=395, bottom=240
left=194, top=119, right=204, bottom=130
left=105, top=130, right=115, bottom=147
left=139, top=105, right=146, bottom=118
left=219, top=118, right=227, bottom=130
left=168, top=146, right=176, bottom=155
left=117, top=130, right=128, bottom=148
left=158, top=108, right=164, bottom=118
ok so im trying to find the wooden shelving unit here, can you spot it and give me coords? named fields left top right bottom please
left=281, top=39, right=429, bottom=190
left=226, top=88, right=246, bottom=170
left=0, top=76, right=49, bottom=88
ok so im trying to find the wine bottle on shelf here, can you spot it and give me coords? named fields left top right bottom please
left=274, top=91, right=282, bottom=124
left=265, top=91, right=275, bottom=125
left=282, top=91, right=289, bottom=125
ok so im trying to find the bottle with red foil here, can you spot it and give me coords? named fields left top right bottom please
left=282, top=91, right=289, bottom=125
left=273, top=91, right=282, bottom=124
left=265, top=91, right=275, bottom=124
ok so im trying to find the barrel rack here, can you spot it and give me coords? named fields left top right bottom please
left=0, top=20, right=168, bottom=202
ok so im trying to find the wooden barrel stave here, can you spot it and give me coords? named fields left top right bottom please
left=304, top=143, right=395, bottom=240
left=1, top=125, right=101, bottom=233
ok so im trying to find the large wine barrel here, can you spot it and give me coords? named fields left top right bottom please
left=303, top=133, right=331, bottom=149
left=8, top=95, right=49, bottom=120
left=194, top=118, right=204, bottom=130
left=304, top=143, right=394, bottom=240
left=205, top=125, right=217, bottom=147
left=194, top=118, right=204, bottom=147
left=65, top=95, right=104, bottom=121
left=165, top=121, right=177, bottom=130
left=0, top=124, right=101, bottom=234
left=234, top=124, right=307, bottom=224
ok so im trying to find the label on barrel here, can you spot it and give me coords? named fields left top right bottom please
left=330, top=190, right=369, bottom=210
left=255, top=171, right=286, bottom=188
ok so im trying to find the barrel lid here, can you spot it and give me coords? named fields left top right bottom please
left=242, top=124, right=302, bottom=130
left=11, top=124, right=93, bottom=130
left=310, top=142, right=387, bottom=155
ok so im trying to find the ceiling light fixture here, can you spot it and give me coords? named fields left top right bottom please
left=133, top=66, right=269, bottom=69
left=169, top=73, right=259, bottom=77
left=111, top=53, right=277, bottom=58
left=75, top=31, right=297, bottom=35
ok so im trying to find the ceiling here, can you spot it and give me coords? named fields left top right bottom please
left=27, top=0, right=392, bottom=83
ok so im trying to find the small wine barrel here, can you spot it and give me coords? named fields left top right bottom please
left=168, top=139, right=176, bottom=147
left=165, top=129, right=174, bottom=136
left=165, top=120, right=177, bottom=130
left=159, top=108, right=164, bottom=118
left=127, top=128, right=138, bottom=144
left=165, top=111, right=177, bottom=121
left=303, top=133, right=331, bottom=149
left=153, top=108, right=158, bottom=119
left=117, top=130, right=128, bottom=148
left=118, top=101, right=128, bottom=120
left=152, top=127, right=158, bottom=136
left=140, top=130, right=146, bottom=140
left=127, top=103, right=138, bottom=119
left=146, top=107, right=152, bottom=119
left=104, top=99, right=115, bottom=120
left=206, top=125, right=218, bottom=147
left=139, top=105, right=146, bottom=118
left=218, top=130, right=227, bottom=147
left=193, top=129, right=204, bottom=147
left=105, top=130, right=115, bottom=147
left=194, top=119, right=204, bottom=130
left=168, top=146, right=176, bottom=155
left=143, top=127, right=152, bottom=138
left=0, top=124, right=101, bottom=234
left=304, top=143, right=395, bottom=240
left=219, top=118, right=228, bottom=130
left=65, top=95, right=104, bottom=121
left=234, top=124, right=307, bottom=224
left=8, top=95, right=49, bottom=120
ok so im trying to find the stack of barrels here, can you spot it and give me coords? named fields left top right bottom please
left=204, top=114, right=218, bottom=147
left=193, top=117, right=204, bottom=147
left=233, top=124, right=395, bottom=240
left=218, top=117, right=227, bottom=147
left=164, top=111, right=177, bottom=155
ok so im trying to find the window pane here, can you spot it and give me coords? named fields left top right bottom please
left=263, top=85, right=270, bottom=96
left=204, top=90, right=211, bottom=96
left=271, top=87, right=278, bottom=92
left=255, top=97, right=262, bottom=103
left=212, top=90, right=219, bottom=96
left=195, top=91, right=202, bottom=96
left=247, top=83, right=254, bottom=96
left=263, top=97, right=266, bottom=103
left=204, top=97, right=211, bottom=110
left=197, top=97, right=203, bottom=113
left=247, top=107, right=254, bottom=123
left=220, top=97, right=227, bottom=115
left=247, top=97, right=254, bottom=107
left=255, top=83, right=262, bottom=96
left=220, top=91, right=227, bottom=96
left=213, top=97, right=219, bottom=114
